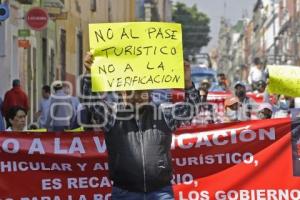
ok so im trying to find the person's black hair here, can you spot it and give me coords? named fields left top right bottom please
left=12, top=79, right=20, bottom=87
left=257, top=80, right=266, bottom=87
left=199, top=85, right=208, bottom=93
left=217, top=73, right=225, bottom=77
left=240, top=64, right=247, bottom=69
left=7, top=106, right=27, bottom=121
left=184, top=57, right=190, bottom=63
left=42, top=85, right=51, bottom=93
left=54, top=85, right=63, bottom=91
left=253, top=57, right=261, bottom=65
left=28, top=123, right=38, bottom=130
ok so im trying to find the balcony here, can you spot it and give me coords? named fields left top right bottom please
left=43, top=0, right=64, bottom=9
left=16, top=0, right=33, bottom=4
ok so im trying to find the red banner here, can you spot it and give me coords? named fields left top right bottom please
left=0, top=118, right=299, bottom=199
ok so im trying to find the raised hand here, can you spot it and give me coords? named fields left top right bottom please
left=83, top=52, right=94, bottom=73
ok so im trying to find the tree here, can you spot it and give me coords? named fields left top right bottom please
left=173, top=2, right=211, bottom=57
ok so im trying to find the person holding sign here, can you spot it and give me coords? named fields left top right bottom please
left=82, top=52, right=200, bottom=200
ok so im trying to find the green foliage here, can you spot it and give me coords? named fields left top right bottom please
left=173, top=2, right=211, bottom=56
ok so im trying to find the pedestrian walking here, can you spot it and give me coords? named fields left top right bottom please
left=0, top=97, right=5, bottom=131
left=2, top=79, right=29, bottom=125
left=45, top=81, right=74, bottom=131
left=34, top=85, right=51, bottom=128
left=248, top=57, right=263, bottom=90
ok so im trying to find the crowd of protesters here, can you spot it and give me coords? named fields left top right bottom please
left=0, top=55, right=298, bottom=200
left=0, top=57, right=298, bottom=132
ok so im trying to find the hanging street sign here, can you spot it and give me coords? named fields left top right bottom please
left=18, top=29, right=30, bottom=37
left=26, top=7, right=49, bottom=31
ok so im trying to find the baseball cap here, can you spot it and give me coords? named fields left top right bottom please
left=224, top=96, right=239, bottom=108
left=53, top=80, right=63, bottom=89
left=201, top=79, right=210, bottom=84
left=258, top=103, right=273, bottom=112
left=234, top=81, right=246, bottom=89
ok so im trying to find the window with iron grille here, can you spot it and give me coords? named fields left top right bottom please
left=16, top=0, right=33, bottom=4
left=77, top=31, right=83, bottom=75
left=42, top=38, right=48, bottom=84
left=91, top=0, right=96, bottom=12
left=60, top=29, right=66, bottom=80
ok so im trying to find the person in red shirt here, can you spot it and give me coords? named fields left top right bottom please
left=2, top=79, right=29, bottom=123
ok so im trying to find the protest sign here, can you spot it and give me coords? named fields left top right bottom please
left=267, top=65, right=300, bottom=97
left=1, top=118, right=300, bottom=199
left=89, top=22, right=184, bottom=92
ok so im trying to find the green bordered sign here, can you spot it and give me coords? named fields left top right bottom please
left=18, top=29, right=30, bottom=37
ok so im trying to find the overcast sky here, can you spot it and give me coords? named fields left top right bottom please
left=172, top=0, right=257, bottom=52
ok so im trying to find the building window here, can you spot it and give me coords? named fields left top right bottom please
left=60, top=29, right=66, bottom=80
left=50, top=48, right=55, bottom=83
left=90, top=0, right=96, bottom=12
left=16, top=0, right=33, bottom=4
left=42, top=38, right=48, bottom=84
left=297, top=0, right=300, bottom=12
left=108, top=0, right=112, bottom=21
left=77, top=31, right=83, bottom=75
left=0, top=22, right=5, bottom=56
left=33, top=47, right=37, bottom=112
left=282, top=0, right=287, bottom=8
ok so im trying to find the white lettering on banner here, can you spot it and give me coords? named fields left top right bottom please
left=214, top=189, right=300, bottom=200
left=69, top=137, right=85, bottom=154
left=93, top=162, right=109, bottom=171
left=93, top=194, right=111, bottom=200
left=93, top=136, right=107, bottom=153
left=78, top=195, right=86, bottom=200
left=171, top=173, right=194, bottom=185
left=67, top=176, right=112, bottom=189
left=2, top=138, right=20, bottom=153
left=171, top=128, right=276, bottom=150
left=76, top=163, right=87, bottom=171
left=54, top=137, right=85, bottom=154
left=0, top=137, right=107, bottom=155
left=178, top=190, right=209, bottom=200
left=20, top=197, right=61, bottom=200
left=18, top=194, right=112, bottom=200
left=0, top=161, right=72, bottom=172
left=173, top=152, right=258, bottom=166
left=54, top=138, right=67, bottom=154
left=28, top=138, right=45, bottom=154
left=41, top=178, right=62, bottom=190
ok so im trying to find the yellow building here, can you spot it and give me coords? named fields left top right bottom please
left=0, top=0, right=171, bottom=124
left=55, top=0, right=136, bottom=95
left=54, top=0, right=172, bottom=94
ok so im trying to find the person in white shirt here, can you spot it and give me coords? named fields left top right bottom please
left=234, top=81, right=257, bottom=121
left=6, top=106, right=27, bottom=131
left=257, top=103, right=273, bottom=119
left=248, top=57, right=263, bottom=90
left=45, top=81, right=74, bottom=131
left=34, top=85, right=51, bottom=128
